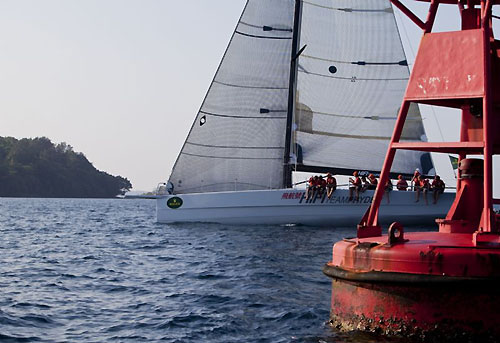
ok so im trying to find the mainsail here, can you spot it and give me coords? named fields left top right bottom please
left=293, top=0, right=431, bottom=176
left=169, top=0, right=433, bottom=195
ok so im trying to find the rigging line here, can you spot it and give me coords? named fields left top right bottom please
left=186, top=141, right=284, bottom=150
left=239, top=21, right=292, bottom=32
left=181, top=151, right=281, bottom=160
left=302, top=1, right=392, bottom=13
left=299, top=69, right=409, bottom=81
left=310, top=110, right=396, bottom=120
left=235, top=30, right=292, bottom=40
left=298, top=111, right=421, bottom=127
left=200, top=110, right=286, bottom=119
left=301, top=54, right=407, bottom=66
left=213, top=80, right=288, bottom=90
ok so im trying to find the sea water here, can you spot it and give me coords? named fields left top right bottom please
left=0, top=198, right=401, bottom=343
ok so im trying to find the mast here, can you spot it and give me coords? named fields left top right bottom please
left=283, top=0, right=302, bottom=189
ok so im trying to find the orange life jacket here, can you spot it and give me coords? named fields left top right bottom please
left=396, top=179, right=408, bottom=190
left=432, top=179, right=445, bottom=189
left=419, top=178, right=430, bottom=188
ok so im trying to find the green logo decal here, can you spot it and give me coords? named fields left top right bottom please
left=167, top=197, right=183, bottom=209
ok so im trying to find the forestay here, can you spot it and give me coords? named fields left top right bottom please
left=293, top=0, right=432, bottom=176
left=169, top=0, right=295, bottom=194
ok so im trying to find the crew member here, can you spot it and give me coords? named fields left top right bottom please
left=318, top=175, right=326, bottom=197
left=385, top=178, right=393, bottom=204
left=305, top=176, right=315, bottom=200
left=396, top=175, right=408, bottom=191
left=326, top=173, right=337, bottom=199
left=367, top=174, right=378, bottom=190
left=411, top=168, right=421, bottom=191
left=415, top=175, right=430, bottom=204
left=431, top=175, right=445, bottom=204
left=349, top=171, right=362, bottom=201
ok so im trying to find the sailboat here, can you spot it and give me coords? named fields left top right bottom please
left=156, top=0, right=454, bottom=226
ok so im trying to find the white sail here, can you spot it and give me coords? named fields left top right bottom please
left=293, top=0, right=433, bottom=176
left=169, top=0, right=295, bottom=194
left=169, top=0, right=434, bottom=195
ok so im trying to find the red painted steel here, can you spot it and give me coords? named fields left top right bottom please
left=391, top=141, right=484, bottom=153
left=363, top=0, right=498, bottom=237
left=330, top=232, right=500, bottom=277
left=390, top=0, right=426, bottom=29
left=405, top=30, right=485, bottom=101
left=416, top=0, right=500, bottom=3
left=325, top=0, right=500, bottom=338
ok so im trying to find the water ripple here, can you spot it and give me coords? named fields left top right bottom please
left=0, top=198, right=402, bottom=342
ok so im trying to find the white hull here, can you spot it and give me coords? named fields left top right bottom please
left=156, top=188, right=454, bottom=227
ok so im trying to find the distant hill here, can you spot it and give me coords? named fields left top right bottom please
left=0, top=136, right=131, bottom=198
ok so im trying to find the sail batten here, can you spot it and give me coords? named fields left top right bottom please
left=181, top=152, right=282, bottom=161
left=234, top=31, right=293, bottom=40
left=186, top=142, right=284, bottom=150
left=298, top=70, right=410, bottom=81
left=199, top=110, right=287, bottom=120
left=303, top=1, right=393, bottom=13
left=301, top=54, right=407, bottom=65
left=213, top=80, right=288, bottom=90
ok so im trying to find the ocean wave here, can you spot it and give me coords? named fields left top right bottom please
left=0, top=198, right=385, bottom=343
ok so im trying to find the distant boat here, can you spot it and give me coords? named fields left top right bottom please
left=124, top=194, right=159, bottom=199
left=123, top=187, right=164, bottom=199
left=157, top=0, right=453, bottom=226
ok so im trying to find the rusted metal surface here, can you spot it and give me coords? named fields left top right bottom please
left=327, top=278, right=500, bottom=341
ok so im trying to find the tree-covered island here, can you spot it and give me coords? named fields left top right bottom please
left=0, top=137, right=131, bottom=198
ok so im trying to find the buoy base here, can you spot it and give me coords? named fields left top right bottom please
left=324, top=231, right=500, bottom=341
left=324, top=267, right=500, bottom=341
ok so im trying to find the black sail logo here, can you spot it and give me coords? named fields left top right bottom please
left=167, top=197, right=183, bottom=209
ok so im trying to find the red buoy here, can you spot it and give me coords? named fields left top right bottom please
left=324, top=0, right=500, bottom=339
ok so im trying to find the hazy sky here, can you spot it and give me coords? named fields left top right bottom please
left=1, top=1, right=498, bottom=194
